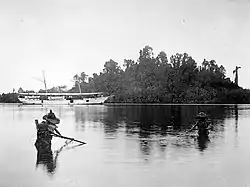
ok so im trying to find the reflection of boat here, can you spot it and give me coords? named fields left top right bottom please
left=18, top=92, right=110, bottom=105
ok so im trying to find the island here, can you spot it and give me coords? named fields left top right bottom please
left=1, top=46, right=250, bottom=104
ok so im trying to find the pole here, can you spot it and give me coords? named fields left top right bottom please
left=51, top=132, right=86, bottom=144
left=13, top=88, right=15, bottom=103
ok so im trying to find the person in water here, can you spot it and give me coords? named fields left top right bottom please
left=189, top=112, right=210, bottom=137
left=42, top=110, right=62, bottom=136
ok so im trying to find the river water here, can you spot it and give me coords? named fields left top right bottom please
left=0, top=104, right=250, bottom=187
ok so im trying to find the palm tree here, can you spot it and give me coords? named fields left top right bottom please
left=233, top=66, right=241, bottom=86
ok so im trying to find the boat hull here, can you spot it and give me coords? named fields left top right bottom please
left=19, top=96, right=109, bottom=105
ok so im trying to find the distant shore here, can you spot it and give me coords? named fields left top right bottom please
left=2, top=46, right=250, bottom=104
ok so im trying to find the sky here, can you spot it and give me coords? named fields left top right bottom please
left=0, top=0, right=250, bottom=93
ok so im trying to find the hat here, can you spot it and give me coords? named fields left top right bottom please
left=196, top=112, right=208, bottom=119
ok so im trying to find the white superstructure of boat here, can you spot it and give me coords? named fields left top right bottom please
left=18, top=92, right=109, bottom=105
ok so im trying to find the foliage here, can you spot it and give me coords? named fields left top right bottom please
left=76, top=45, right=247, bottom=104
left=0, top=93, right=20, bottom=103
left=2, top=45, right=249, bottom=104
left=215, top=89, right=250, bottom=104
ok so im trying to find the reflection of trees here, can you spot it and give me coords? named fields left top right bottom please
left=234, top=104, right=238, bottom=132
left=101, top=105, right=228, bottom=155
left=103, top=105, right=227, bottom=132
left=234, top=104, right=239, bottom=147
left=74, top=106, right=107, bottom=123
left=73, top=105, right=229, bottom=157
left=74, top=106, right=107, bottom=130
left=100, top=105, right=196, bottom=137
left=101, top=107, right=124, bottom=136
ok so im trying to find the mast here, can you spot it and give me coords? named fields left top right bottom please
left=32, top=70, right=48, bottom=93
left=42, top=70, right=47, bottom=94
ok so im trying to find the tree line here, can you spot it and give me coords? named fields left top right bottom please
left=1, top=45, right=250, bottom=103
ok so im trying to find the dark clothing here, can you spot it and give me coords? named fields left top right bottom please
left=35, top=139, right=56, bottom=174
left=196, top=120, right=210, bottom=137
left=36, top=127, right=53, bottom=146
left=35, top=120, right=53, bottom=147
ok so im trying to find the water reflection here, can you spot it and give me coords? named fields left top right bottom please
left=234, top=105, right=239, bottom=147
left=35, top=137, right=85, bottom=176
left=138, top=130, right=152, bottom=159
left=74, top=105, right=234, bottom=157
left=103, top=105, right=228, bottom=133
left=196, top=135, right=210, bottom=152
left=74, top=106, right=107, bottom=131
left=35, top=139, right=60, bottom=176
left=234, top=105, right=238, bottom=132
left=1, top=104, right=248, bottom=187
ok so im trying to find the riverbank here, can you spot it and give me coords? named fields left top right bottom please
left=1, top=88, right=250, bottom=104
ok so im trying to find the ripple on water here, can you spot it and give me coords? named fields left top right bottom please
left=0, top=104, right=248, bottom=187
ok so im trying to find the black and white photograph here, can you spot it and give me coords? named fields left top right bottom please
left=0, top=0, right=250, bottom=186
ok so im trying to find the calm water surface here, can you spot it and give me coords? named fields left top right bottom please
left=0, top=104, right=250, bottom=187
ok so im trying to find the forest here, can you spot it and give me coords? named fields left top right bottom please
left=1, top=45, right=250, bottom=104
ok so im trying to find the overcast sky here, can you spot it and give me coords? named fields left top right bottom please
left=0, top=0, right=249, bottom=93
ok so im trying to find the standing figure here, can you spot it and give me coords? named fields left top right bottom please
left=43, top=110, right=61, bottom=136
left=189, top=112, right=211, bottom=151
left=190, top=112, right=210, bottom=138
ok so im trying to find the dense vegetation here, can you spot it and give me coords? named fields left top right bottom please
left=0, top=93, right=20, bottom=103
left=67, top=46, right=250, bottom=103
left=1, top=45, right=250, bottom=103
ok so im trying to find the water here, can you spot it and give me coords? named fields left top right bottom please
left=0, top=104, right=250, bottom=187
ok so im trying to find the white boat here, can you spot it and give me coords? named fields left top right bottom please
left=18, top=92, right=110, bottom=105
